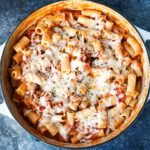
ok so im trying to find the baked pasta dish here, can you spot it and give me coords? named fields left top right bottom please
left=10, top=9, right=143, bottom=143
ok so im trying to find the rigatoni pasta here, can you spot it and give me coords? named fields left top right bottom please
left=105, top=20, right=114, bottom=31
left=41, top=29, right=52, bottom=47
left=16, top=83, right=27, bottom=96
left=127, top=36, right=142, bottom=56
left=13, top=36, right=30, bottom=52
left=81, top=10, right=101, bottom=18
left=123, top=41, right=135, bottom=58
left=61, top=53, right=70, bottom=73
left=126, top=74, right=136, bottom=96
left=77, top=15, right=97, bottom=28
left=11, top=65, right=21, bottom=79
left=131, top=60, right=142, bottom=77
left=12, top=52, right=23, bottom=64
left=26, top=111, right=41, bottom=125
left=10, top=8, right=143, bottom=144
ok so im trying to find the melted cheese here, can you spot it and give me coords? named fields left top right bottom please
left=10, top=10, right=136, bottom=143
left=76, top=106, right=107, bottom=135
left=70, top=59, right=84, bottom=71
left=39, top=96, right=47, bottom=107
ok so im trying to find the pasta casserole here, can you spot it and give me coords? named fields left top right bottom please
left=10, top=8, right=143, bottom=143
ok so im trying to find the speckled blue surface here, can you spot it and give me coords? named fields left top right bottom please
left=0, top=0, right=150, bottom=150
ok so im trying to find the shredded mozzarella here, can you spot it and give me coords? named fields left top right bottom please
left=10, top=9, right=138, bottom=143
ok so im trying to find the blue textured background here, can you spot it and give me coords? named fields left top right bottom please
left=0, top=0, right=150, bottom=150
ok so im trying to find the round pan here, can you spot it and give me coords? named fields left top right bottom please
left=1, top=1, right=150, bottom=148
